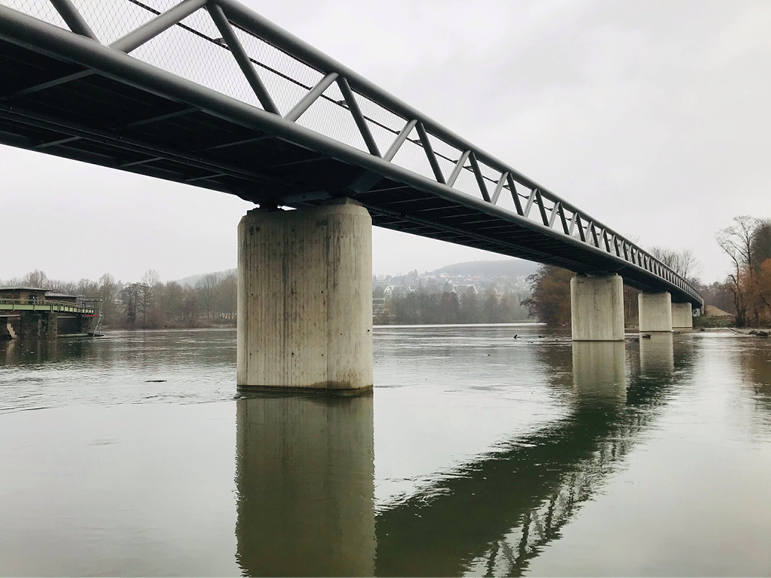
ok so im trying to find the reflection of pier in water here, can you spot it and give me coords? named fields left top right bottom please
left=234, top=336, right=694, bottom=577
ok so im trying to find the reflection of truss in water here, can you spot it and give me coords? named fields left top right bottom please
left=375, top=352, right=686, bottom=577
left=472, top=421, right=641, bottom=577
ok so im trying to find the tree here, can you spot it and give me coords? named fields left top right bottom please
left=751, top=221, right=771, bottom=271
left=459, top=288, right=480, bottom=324
left=716, top=216, right=762, bottom=326
left=120, top=283, right=141, bottom=326
left=523, top=265, right=573, bottom=327
left=214, top=270, right=237, bottom=319
left=98, top=274, right=119, bottom=325
left=196, top=273, right=221, bottom=319
left=649, top=247, right=700, bottom=282
left=159, top=281, right=185, bottom=320
left=21, top=270, right=49, bottom=288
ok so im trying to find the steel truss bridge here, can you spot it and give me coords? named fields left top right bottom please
left=0, top=0, right=701, bottom=307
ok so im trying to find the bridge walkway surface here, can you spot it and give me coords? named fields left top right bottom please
left=0, top=0, right=701, bottom=307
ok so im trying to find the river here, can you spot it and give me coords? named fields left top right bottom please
left=1, top=325, right=771, bottom=576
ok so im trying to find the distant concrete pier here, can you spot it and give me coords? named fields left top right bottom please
left=671, top=302, right=693, bottom=330
left=639, top=292, right=673, bottom=333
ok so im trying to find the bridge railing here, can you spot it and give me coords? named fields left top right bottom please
left=0, top=0, right=702, bottom=305
left=0, top=298, right=96, bottom=313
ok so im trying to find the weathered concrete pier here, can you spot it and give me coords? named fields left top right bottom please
left=237, top=202, right=373, bottom=393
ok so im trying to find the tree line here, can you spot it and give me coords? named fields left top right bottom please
left=716, top=216, right=771, bottom=326
left=374, top=287, right=531, bottom=325
left=525, top=215, right=771, bottom=328
left=1, top=269, right=237, bottom=329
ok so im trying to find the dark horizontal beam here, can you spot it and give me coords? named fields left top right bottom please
left=0, top=105, right=288, bottom=188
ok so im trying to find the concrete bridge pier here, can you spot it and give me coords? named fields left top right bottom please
left=638, top=292, right=673, bottom=333
left=570, top=274, right=625, bottom=341
left=237, top=200, right=373, bottom=393
left=671, top=302, right=693, bottom=330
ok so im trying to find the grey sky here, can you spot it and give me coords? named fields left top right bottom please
left=2, top=0, right=770, bottom=284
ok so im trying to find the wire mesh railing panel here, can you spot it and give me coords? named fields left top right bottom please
left=355, top=91, right=409, bottom=135
left=389, top=134, right=434, bottom=183
left=70, top=0, right=158, bottom=44
left=131, top=15, right=261, bottom=109
left=453, top=163, right=485, bottom=199
left=0, top=0, right=67, bottom=30
left=295, top=81, right=368, bottom=153
left=368, top=122, right=404, bottom=161
left=231, top=24, right=324, bottom=116
left=426, top=135, right=470, bottom=190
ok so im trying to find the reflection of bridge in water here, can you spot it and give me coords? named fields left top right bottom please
left=234, top=335, right=694, bottom=576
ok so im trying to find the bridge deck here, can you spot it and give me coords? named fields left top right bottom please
left=0, top=0, right=702, bottom=306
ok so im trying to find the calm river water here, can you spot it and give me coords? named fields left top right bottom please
left=1, top=325, right=771, bottom=576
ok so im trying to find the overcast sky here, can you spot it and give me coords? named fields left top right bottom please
left=2, top=0, right=770, bottom=284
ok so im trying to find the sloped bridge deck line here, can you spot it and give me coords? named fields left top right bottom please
left=0, top=0, right=702, bottom=307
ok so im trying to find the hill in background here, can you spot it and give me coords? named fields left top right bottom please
left=428, top=258, right=538, bottom=279
left=176, top=259, right=538, bottom=286
left=176, top=269, right=236, bottom=288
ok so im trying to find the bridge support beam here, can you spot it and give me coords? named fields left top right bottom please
left=570, top=274, right=625, bottom=342
left=671, top=302, right=693, bottom=330
left=237, top=201, right=373, bottom=393
left=638, top=292, right=672, bottom=333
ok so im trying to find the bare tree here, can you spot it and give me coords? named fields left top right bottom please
left=648, top=247, right=701, bottom=281
left=21, top=270, right=50, bottom=288
left=98, top=274, right=119, bottom=325
left=716, top=216, right=760, bottom=326
left=214, top=270, right=237, bottom=319
left=196, top=272, right=222, bottom=319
